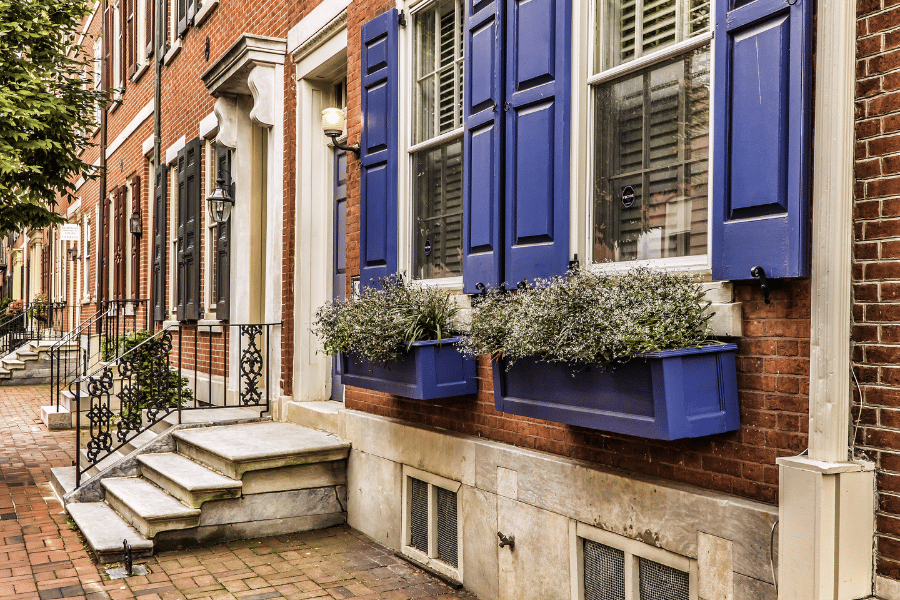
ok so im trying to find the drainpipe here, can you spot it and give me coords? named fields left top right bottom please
left=776, top=1, right=876, bottom=599
left=98, top=0, right=108, bottom=313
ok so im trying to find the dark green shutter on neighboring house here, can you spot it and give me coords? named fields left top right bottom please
left=153, top=165, right=166, bottom=321
left=176, top=138, right=202, bottom=322
left=215, top=144, right=231, bottom=320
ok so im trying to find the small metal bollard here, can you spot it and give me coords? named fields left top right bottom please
left=123, top=539, right=133, bottom=575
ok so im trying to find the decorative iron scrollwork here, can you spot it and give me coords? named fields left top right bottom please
left=239, top=325, right=264, bottom=405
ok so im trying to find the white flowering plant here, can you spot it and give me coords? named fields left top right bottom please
left=313, top=273, right=461, bottom=364
left=459, top=266, right=714, bottom=368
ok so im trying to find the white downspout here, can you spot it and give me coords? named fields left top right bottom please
left=776, top=1, right=876, bottom=599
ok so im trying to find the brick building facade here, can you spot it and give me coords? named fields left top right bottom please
left=22, top=0, right=893, bottom=597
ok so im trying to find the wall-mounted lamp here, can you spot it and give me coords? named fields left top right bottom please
left=66, top=247, right=78, bottom=261
left=206, top=173, right=234, bottom=225
left=129, top=210, right=143, bottom=236
left=321, top=108, right=360, bottom=157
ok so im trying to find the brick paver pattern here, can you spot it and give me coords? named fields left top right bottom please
left=0, top=385, right=477, bottom=600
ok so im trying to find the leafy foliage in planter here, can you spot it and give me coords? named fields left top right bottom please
left=313, top=274, right=461, bottom=363
left=102, top=330, right=193, bottom=409
left=30, top=294, right=49, bottom=323
left=461, top=267, right=714, bottom=368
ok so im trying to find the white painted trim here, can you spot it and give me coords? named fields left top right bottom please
left=163, top=39, right=182, bottom=65
left=132, top=61, right=150, bottom=82
left=164, top=135, right=186, bottom=165
left=66, top=199, right=82, bottom=219
left=407, top=127, right=463, bottom=154
left=142, top=134, right=154, bottom=156
left=107, top=100, right=155, bottom=159
left=199, top=111, right=218, bottom=139
left=295, top=28, right=347, bottom=77
left=194, top=0, right=218, bottom=27
left=75, top=177, right=86, bottom=191
left=286, top=0, right=351, bottom=56
left=586, top=33, right=713, bottom=86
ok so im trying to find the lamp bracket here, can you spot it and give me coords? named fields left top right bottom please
left=327, top=133, right=361, bottom=157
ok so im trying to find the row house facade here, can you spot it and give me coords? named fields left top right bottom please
left=24, top=0, right=900, bottom=597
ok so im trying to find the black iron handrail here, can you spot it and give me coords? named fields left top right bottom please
left=0, top=301, right=68, bottom=355
left=50, top=306, right=113, bottom=412
left=72, top=321, right=279, bottom=487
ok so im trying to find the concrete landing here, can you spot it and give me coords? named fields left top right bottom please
left=173, top=422, right=350, bottom=479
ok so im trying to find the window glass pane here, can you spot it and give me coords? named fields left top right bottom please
left=414, top=0, right=463, bottom=143
left=593, top=47, right=709, bottom=263
left=597, top=0, right=711, bottom=71
left=414, top=139, right=463, bottom=279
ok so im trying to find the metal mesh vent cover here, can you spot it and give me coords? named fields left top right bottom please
left=410, top=478, right=428, bottom=552
left=638, top=557, right=689, bottom=600
left=436, top=487, right=458, bottom=568
left=583, top=539, right=625, bottom=600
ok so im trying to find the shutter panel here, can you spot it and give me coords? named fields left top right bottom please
left=181, top=138, right=201, bottom=321
left=153, top=165, right=167, bottom=321
left=215, top=144, right=231, bottom=320
left=115, top=185, right=127, bottom=299
left=118, top=0, right=126, bottom=85
left=503, top=0, right=571, bottom=288
left=131, top=176, right=141, bottom=299
left=126, top=0, right=135, bottom=78
left=146, top=0, right=154, bottom=58
left=177, top=0, right=187, bottom=37
left=462, top=0, right=504, bottom=293
left=175, top=146, right=186, bottom=320
left=101, top=194, right=110, bottom=301
left=187, top=0, right=197, bottom=27
left=712, top=0, right=812, bottom=280
left=102, top=2, right=112, bottom=89
left=359, top=10, right=399, bottom=289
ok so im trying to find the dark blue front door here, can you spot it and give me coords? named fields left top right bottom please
left=331, top=149, right=347, bottom=401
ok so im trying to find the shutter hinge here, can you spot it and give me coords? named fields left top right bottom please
left=398, top=10, right=407, bottom=27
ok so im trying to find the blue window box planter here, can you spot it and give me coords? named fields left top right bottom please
left=492, top=344, right=740, bottom=440
left=342, top=338, right=477, bottom=400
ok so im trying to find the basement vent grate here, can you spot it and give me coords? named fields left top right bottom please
left=638, top=557, right=689, bottom=600
left=583, top=539, right=625, bottom=600
left=410, top=478, right=429, bottom=553
left=436, top=486, right=458, bottom=568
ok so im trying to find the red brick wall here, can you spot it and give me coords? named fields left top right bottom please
left=341, top=0, right=813, bottom=506
left=854, top=0, right=900, bottom=582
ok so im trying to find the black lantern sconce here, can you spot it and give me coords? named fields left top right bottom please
left=321, top=108, right=360, bottom=157
left=206, top=172, right=234, bottom=225
left=66, top=246, right=78, bottom=261
left=129, top=209, right=143, bottom=236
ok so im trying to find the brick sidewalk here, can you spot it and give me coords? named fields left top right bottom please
left=0, top=385, right=477, bottom=600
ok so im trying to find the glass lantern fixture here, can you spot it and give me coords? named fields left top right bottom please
left=321, top=108, right=360, bottom=156
left=207, top=175, right=234, bottom=225
left=129, top=210, right=142, bottom=236
left=66, top=246, right=78, bottom=261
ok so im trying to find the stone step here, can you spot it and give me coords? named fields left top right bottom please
left=137, top=453, right=242, bottom=508
left=173, top=422, right=351, bottom=480
left=102, top=477, right=201, bottom=538
left=67, top=501, right=153, bottom=563
left=0, top=368, right=10, bottom=379
left=50, top=466, right=77, bottom=500
left=2, top=359, right=25, bottom=370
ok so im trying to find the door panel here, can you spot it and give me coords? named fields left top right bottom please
left=331, top=148, right=348, bottom=401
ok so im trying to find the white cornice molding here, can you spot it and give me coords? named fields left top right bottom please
left=808, top=0, right=856, bottom=462
left=201, top=34, right=286, bottom=98
left=289, top=1, right=349, bottom=62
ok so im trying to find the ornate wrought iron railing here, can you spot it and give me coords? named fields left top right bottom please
left=0, top=301, right=68, bottom=355
left=50, top=300, right=149, bottom=412
left=72, top=321, right=278, bottom=487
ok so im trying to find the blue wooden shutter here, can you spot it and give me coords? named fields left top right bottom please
left=712, top=0, right=812, bottom=280
left=462, top=0, right=504, bottom=294
left=503, top=0, right=571, bottom=288
left=359, top=10, right=399, bottom=289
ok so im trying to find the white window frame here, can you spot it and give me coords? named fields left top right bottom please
left=93, top=39, right=102, bottom=127
left=400, top=465, right=463, bottom=582
left=397, top=0, right=464, bottom=291
left=570, top=521, right=699, bottom=600
left=571, top=0, right=715, bottom=276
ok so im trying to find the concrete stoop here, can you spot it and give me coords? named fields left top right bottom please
left=59, top=421, right=350, bottom=563
left=1, top=339, right=78, bottom=387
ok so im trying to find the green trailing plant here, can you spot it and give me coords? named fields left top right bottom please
left=0, top=297, right=13, bottom=316
left=101, top=330, right=193, bottom=411
left=30, top=294, right=48, bottom=323
left=460, top=266, right=715, bottom=369
left=313, top=273, right=461, bottom=363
